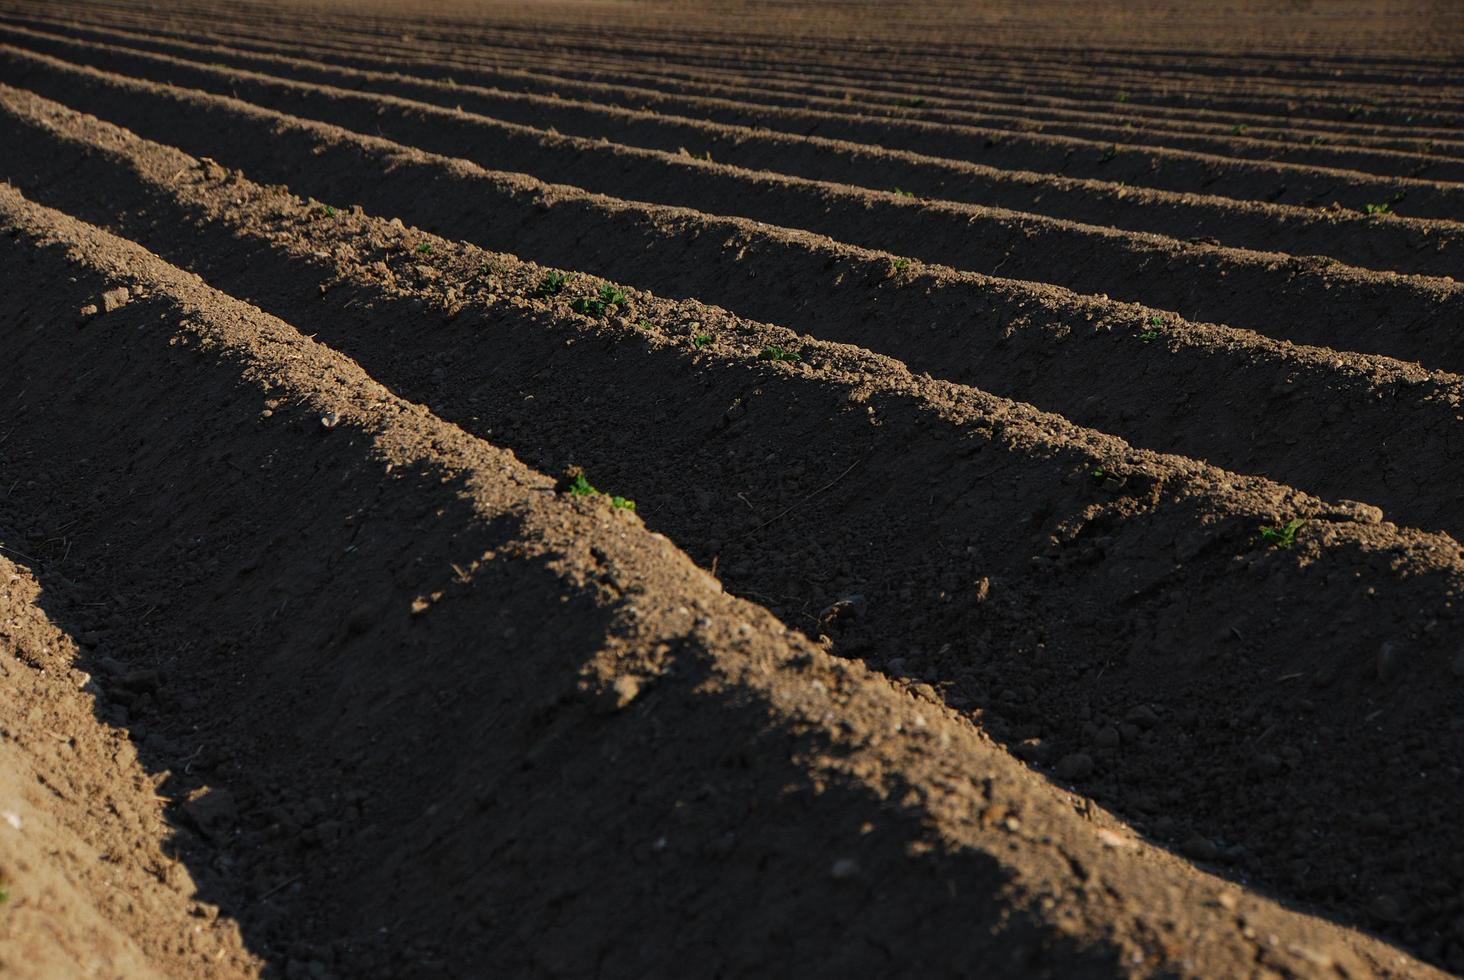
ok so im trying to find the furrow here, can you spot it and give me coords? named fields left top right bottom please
left=28, top=2, right=1464, bottom=150
left=101, top=5, right=1464, bottom=127
left=7, top=178, right=1458, bottom=979
left=9, top=108, right=1464, bottom=972
left=5, top=85, right=1464, bottom=550
left=12, top=9, right=1464, bottom=179
left=5, top=41, right=1460, bottom=373
left=8, top=19, right=1464, bottom=223
left=12, top=14, right=1459, bottom=279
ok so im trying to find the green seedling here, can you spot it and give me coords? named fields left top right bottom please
left=693, top=333, right=713, bottom=347
left=893, top=258, right=910, bottom=272
left=415, top=242, right=433, bottom=254
left=636, top=318, right=652, bottom=330
left=562, top=470, right=636, bottom=510
left=1100, top=144, right=1119, bottom=162
left=1231, top=123, right=1249, bottom=136
left=759, top=345, right=801, bottom=363
left=1091, top=466, right=1105, bottom=478
left=569, top=283, right=630, bottom=318
left=323, top=204, right=337, bottom=217
left=1363, top=202, right=1391, bottom=215
left=1139, top=330, right=1160, bottom=343
left=1259, top=518, right=1306, bottom=549
left=1116, top=91, right=1130, bottom=103
left=535, top=270, right=569, bottom=297
left=893, top=187, right=916, bottom=199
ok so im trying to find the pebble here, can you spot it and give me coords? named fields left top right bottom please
left=1376, top=641, right=1400, bottom=682
left=320, top=411, right=341, bottom=429
left=1126, top=705, right=1160, bottom=728
left=183, top=787, right=238, bottom=841
left=77, top=302, right=99, bottom=320
left=1369, top=894, right=1404, bottom=922
left=100, top=286, right=131, bottom=313
left=607, top=675, right=642, bottom=711
left=1053, top=753, right=1094, bottom=781
left=830, top=857, right=860, bottom=880
left=1182, top=833, right=1220, bottom=862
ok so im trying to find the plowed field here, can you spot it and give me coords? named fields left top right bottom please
left=0, top=1, right=1461, bottom=977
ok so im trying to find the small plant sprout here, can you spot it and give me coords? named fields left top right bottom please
left=1259, top=518, right=1307, bottom=549
left=1100, top=144, right=1119, bottom=162
left=569, top=283, right=630, bottom=318
left=693, top=333, right=713, bottom=347
left=535, top=270, right=569, bottom=297
left=893, top=257, right=910, bottom=272
left=1116, top=91, right=1130, bottom=103
left=560, top=469, right=636, bottom=510
left=893, top=187, right=916, bottom=199
left=1139, top=314, right=1163, bottom=343
left=323, top=204, right=337, bottom=217
left=1363, top=202, right=1391, bottom=215
left=1231, top=123, right=1249, bottom=136
left=1091, top=466, right=1106, bottom=478
left=415, top=242, right=433, bottom=254
left=759, top=345, right=801, bottom=362
left=636, top=318, right=652, bottom=330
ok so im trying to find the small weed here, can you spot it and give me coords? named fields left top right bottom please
left=561, top=469, right=635, bottom=510
left=1091, top=466, right=1105, bottom=478
left=897, top=95, right=927, bottom=108
left=1139, top=314, right=1163, bottom=343
left=636, top=318, right=652, bottom=330
left=535, top=270, right=569, bottom=297
left=893, top=257, right=910, bottom=272
left=1139, top=330, right=1160, bottom=343
left=323, top=204, right=337, bottom=217
left=1100, top=144, right=1119, bottom=162
left=693, top=333, right=713, bottom=347
left=893, top=187, right=916, bottom=199
left=1259, top=518, right=1306, bottom=549
left=759, top=345, right=801, bottom=362
left=570, top=283, right=629, bottom=318
left=1231, top=123, right=1249, bottom=136
left=415, top=242, right=433, bottom=254
left=1116, top=91, right=1130, bottom=103
left=1364, top=190, right=1409, bottom=216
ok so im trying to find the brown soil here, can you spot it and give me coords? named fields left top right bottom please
left=0, top=1, right=1461, bottom=977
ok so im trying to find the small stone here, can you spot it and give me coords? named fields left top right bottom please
left=1126, top=705, right=1160, bottom=729
left=78, top=303, right=99, bottom=320
left=1369, top=894, right=1404, bottom=922
left=1181, top=833, right=1220, bottom=862
left=100, top=287, right=131, bottom=313
left=320, top=411, right=341, bottom=429
left=183, top=787, right=237, bottom=841
left=1338, top=499, right=1383, bottom=524
left=830, top=857, right=860, bottom=880
left=606, top=676, right=641, bottom=706
left=817, top=594, right=866, bottom=630
left=1053, top=753, right=1094, bottom=781
left=1377, top=641, right=1400, bottom=682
